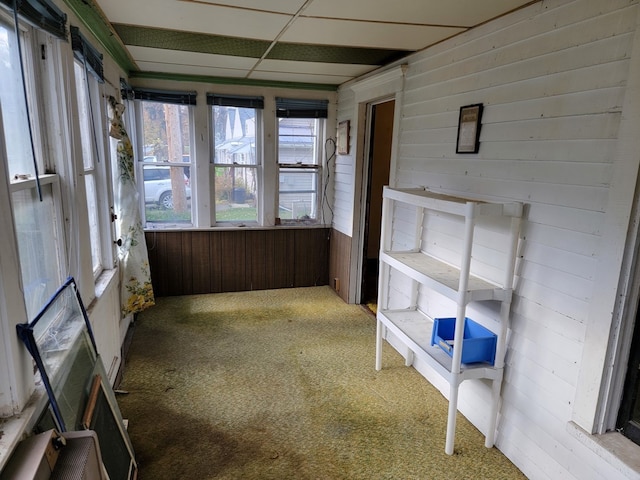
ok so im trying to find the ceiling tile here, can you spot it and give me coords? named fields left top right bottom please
left=281, top=17, right=464, bottom=50
left=98, top=0, right=292, bottom=40
left=127, top=46, right=258, bottom=70
left=135, top=61, right=250, bottom=78
left=248, top=69, right=352, bottom=85
left=302, top=0, right=535, bottom=26
left=256, top=58, right=374, bottom=77
left=182, top=0, right=307, bottom=15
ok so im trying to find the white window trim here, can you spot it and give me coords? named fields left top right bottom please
left=277, top=117, right=325, bottom=225
left=209, top=104, right=262, bottom=226
left=0, top=105, right=34, bottom=419
left=135, top=100, right=196, bottom=229
left=74, top=59, right=114, bottom=280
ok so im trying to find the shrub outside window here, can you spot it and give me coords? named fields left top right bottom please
left=211, top=94, right=262, bottom=224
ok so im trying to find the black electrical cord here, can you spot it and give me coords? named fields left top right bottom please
left=322, top=137, right=336, bottom=225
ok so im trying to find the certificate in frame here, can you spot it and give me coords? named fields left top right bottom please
left=456, top=104, right=483, bottom=154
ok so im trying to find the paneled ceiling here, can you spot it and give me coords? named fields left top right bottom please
left=67, top=0, right=537, bottom=89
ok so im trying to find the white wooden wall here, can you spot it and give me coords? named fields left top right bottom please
left=333, top=87, right=357, bottom=236
left=335, top=0, right=640, bottom=478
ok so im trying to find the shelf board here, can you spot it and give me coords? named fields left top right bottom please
left=381, top=251, right=508, bottom=302
left=378, top=308, right=501, bottom=383
left=383, top=187, right=522, bottom=218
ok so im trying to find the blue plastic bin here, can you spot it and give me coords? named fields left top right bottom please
left=430, top=317, right=497, bottom=365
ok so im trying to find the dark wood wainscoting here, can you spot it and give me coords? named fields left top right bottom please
left=145, top=228, right=330, bottom=297
left=329, top=228, right=352, bottom=303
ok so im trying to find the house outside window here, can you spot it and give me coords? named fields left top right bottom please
left=276, top=98, right=327, bottom=224
left=210, top=94, right=262, bottom=224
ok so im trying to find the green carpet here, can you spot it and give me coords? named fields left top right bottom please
left=117, top=286, right=525, bottom=479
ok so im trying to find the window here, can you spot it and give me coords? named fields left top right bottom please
left=276, top=98, right=327, bottom=223
left=72, top=26, right=109, bottom=278
left=12, top=180, right=63, bottom=319
left=74, top=59, right=104, bottom=277
left=210, top=94, right=262, bottom=224
left=135, top=89, right=195, bottom=227
left=0, top=17, right=64, bottom=319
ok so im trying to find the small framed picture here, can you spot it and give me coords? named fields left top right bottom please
left=456, top=103, right=484, bottom=154
left=337, top=120, right=350, bottom=155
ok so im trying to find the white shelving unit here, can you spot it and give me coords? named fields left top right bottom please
left=375, top=186, right=522, bottom=455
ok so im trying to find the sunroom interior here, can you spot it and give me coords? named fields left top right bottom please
left=2, top=0, right=640, bottom=479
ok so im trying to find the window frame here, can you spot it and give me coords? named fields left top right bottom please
left=0, top=8, right=68, bottom=416
left=277, top=116, right=325, bottom=224
left=134, top=93, right=196, bottom=229
left=211, top=100, right=262, bottom=226
left=73, top=58, right=110, bottom=279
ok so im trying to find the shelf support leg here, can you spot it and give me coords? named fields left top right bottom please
left=445, top=379, right=459, bottom=455
left=405, top=348, right=413, bottom=366
left=375, top=319, right=383, bottom=371
left=485, top=375, right=502, bottom=448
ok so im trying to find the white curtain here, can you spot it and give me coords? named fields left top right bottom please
left=108, top=96, right=155, bottom=315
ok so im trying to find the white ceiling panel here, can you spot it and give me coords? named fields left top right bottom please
left=281, top=18, right=464, bottom=50
left=127, top=46, right=258, bottom=70
left=256, top=59, right=374, bottom=78
left=98, top=0, right=291, bottom=40
left=135, top=61, right=250, bottom=78
left=184, top=0, right=308, bottom=15
left=302, top=0, right=536, bottom=26
left=248, top=70, right=353, bottom=85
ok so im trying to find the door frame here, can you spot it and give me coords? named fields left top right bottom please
left=347, top=65, right=406, bottom=304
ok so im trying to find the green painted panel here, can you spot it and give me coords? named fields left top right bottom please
left=113, top=24, right=270, bottom=58
left=267, top=42, right=409, bottom=66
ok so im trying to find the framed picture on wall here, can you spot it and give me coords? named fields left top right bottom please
left=456, top=103, right=483, bottom=153
left=337, top=120, right=350, bottom=155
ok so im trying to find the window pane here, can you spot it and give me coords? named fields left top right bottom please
left=12, top=185, right=62, bottom=319
left=85, top=174, right=101, bottom=274
left=142, top=164, right=192, bottom=224
left=214, top=166, right=257, bottom=222
left=0, top=22, right=36, bottom=179
left=74, top=61, right=95, bottom=170
left=141, top=101, right=191, bottom=163
left=278, top=169, right=318, bottom=221
left=213, top=106, right=257, bottom=165
left=139, top=101, right=193, bottom=226
left=213, top=105, right=259, bottom=223
left=278, top=118, right=319, bottom=165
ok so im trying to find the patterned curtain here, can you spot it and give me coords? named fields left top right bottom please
left=108, top=96, right=155, bottom=315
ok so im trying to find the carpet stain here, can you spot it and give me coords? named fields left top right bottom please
left=118, top=286, right=526, bottom=480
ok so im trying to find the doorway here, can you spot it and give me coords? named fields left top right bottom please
left=360, top=100, right=394, bottom=307
left=617, top=311, right=640, bottom=445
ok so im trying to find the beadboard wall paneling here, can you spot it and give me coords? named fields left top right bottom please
left=328, top=228, right=352, bottom=303
left=145, top=228, right=330, bottom=297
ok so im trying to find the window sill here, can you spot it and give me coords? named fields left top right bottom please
left=567, top=421, right=640, bottom=479
left=0, top=384, right=49, bottom=471
left=144, top=223, right=331, bottom=233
